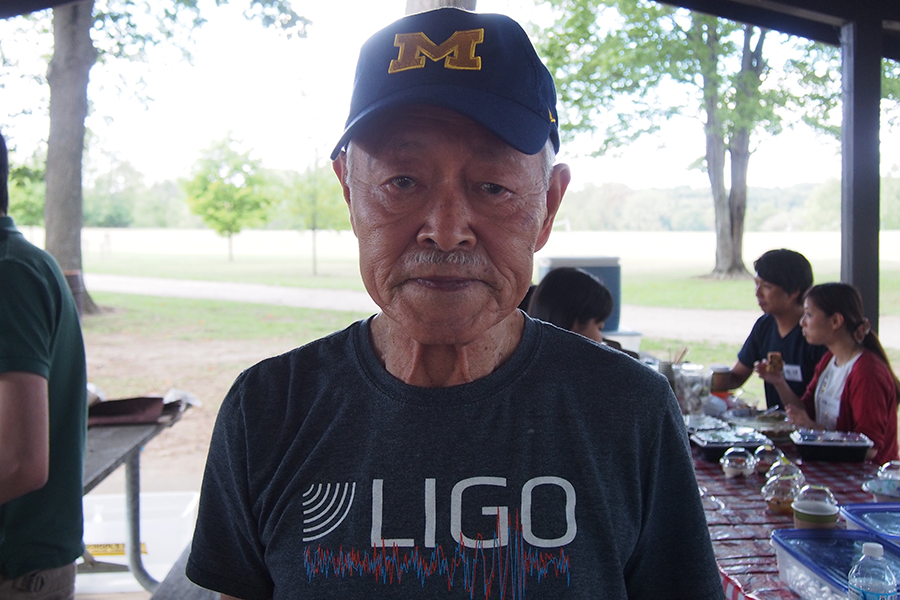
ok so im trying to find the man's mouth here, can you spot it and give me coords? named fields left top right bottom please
left=411, top=277, right=476, bottom=291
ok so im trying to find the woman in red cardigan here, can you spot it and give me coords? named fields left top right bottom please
left=757, top=282, right=900, bottom=465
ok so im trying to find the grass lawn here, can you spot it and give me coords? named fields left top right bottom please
left=84, top=292, right=369, bottom=341
left=81, top=235, right=900, bottom=409
left=84, top=252, right=366, bottom=291
left=83, top=292, right=779, bottom=404
left=85, top=251, right=900, bottom=315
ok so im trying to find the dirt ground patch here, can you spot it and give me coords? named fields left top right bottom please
left=84, top=332, right=300, bottom=494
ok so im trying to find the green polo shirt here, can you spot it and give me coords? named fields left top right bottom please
left=0, top=215, right=87, bottom=578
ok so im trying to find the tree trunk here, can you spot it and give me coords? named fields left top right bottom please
left=726, top=127, right=751, bottom=275
left=406, top=0, right=476, bottom=15
left=695, top=19, right=738, bottom=279
left=46, top=0, right=97, bottom=310
left=714, top=25, right=767, bottom=279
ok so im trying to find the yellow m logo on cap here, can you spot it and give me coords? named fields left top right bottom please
left=388, top=29, right=484, bottom=74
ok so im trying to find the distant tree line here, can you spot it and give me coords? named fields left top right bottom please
left=555, top=176, right=900, bottom=232
left=9, top=139, right=900, bottom=236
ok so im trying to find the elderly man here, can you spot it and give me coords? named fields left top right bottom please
left=187, top=8, right=724, bottom=599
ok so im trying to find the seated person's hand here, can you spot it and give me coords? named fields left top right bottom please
left=754, top=353, right=784, bottom=384
left=785, top=404, right=817, bottom=429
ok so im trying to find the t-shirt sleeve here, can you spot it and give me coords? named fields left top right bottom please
left=736, top=317, right=766, bottom=370
left=625, top=381, right=726, bottom=600
left=186, top=373, right=275, bottom=600
left=0, top=261, right=54, bottom=377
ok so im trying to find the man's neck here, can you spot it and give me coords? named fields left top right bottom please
left=772, top=304, right=804, bottom=338
left=368, top=311, right=524, bottom=387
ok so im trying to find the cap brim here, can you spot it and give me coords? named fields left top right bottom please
left=329, top=85, right=555, bottom=160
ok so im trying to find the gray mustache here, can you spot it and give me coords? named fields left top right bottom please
left=406, top=249, right=487, bottom=267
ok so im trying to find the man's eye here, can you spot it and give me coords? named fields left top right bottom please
left=481, top=183, right=507, bottom=195
left=391, top=176, right=416, bottom=190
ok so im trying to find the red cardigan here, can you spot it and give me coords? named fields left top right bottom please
left=800, top=349, right=899, bottom=465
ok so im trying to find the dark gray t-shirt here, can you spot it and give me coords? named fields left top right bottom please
left=187, top=316, right=724, bottom=600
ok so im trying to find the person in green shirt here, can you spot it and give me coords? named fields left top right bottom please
left=0, top=130, right=87, bottom=599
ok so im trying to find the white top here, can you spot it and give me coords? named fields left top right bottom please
left=814, top=352, right=862, bottom=429
left=863, top=542, right=885, bottom=558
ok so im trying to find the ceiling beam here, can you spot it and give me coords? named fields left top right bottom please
left=659, top=0, right=900, bottom=62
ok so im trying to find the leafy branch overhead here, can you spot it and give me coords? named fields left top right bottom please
left=535, top=0, right=897, bottom=278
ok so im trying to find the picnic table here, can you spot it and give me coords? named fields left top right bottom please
left=81, top=403, right=186, bottom=593
left=694, top=443, right=879, bottom=599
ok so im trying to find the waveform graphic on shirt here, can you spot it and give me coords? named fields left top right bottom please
left=303, top=512, right=570, bottom=599
left=302, top=482, right=356, bottom=542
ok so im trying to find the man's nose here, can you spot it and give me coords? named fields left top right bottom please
left=416, top=186, right=476, bottom=251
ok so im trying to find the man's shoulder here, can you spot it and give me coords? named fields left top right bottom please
left=749, top=312, right=775, bottom=332
left=0, top=231, right=64, bottom=283
left=248, top=321, right=361, bottom=375
left=533, top=320, right=665, bottom=389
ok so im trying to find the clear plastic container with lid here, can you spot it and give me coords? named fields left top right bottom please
left=766, top=458, right=807, bottom=486
left=762, top=472, right=804, bottom=515
left=848, top=542, right=899, bottom=600
left=754, top=444, right=784, bottom=475
left=719, top=446, right=757, bottom=479
left=878, top=461, right=900, bottom=480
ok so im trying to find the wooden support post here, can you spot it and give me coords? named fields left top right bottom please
left=841, top=10, right=882, bottom=332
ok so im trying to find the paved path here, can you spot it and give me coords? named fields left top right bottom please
left=83, top=273, right=900, bottom=349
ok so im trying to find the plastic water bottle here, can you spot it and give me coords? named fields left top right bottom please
left=848, top=542, right=899, bottom=600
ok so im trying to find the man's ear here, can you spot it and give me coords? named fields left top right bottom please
left=535, top=163, right=570, bottom=252
left=332, top=153, right=356, bottom=232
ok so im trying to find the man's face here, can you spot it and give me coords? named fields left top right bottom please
left=754, top=275, right=799, bottom=316
left=333, top=106, right=567, bottom=346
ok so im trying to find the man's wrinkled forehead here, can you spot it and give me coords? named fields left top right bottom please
left=347, top=105, right=525, bottom=161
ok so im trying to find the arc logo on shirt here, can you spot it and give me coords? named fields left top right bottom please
left=302, top=475, right=577, bottom=548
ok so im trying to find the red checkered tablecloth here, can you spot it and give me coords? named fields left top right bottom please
left=693, top=443, right=880, bottom=599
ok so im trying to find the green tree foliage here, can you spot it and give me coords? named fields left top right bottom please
left=7, top=151, right=46, bottom=226
left=537, top=0, right=836, bottom=277
left=800, top=176, right=900, bottom=232
left=267, top=161, right=350, bottom=274
left=1, top=0, right=309, bottom=313
left=83, top=154, right=143, bottom=227
left=183, top=135, right=271, bottom=260
left=287, top=162, right=349, bottom=232
left=132, top=179, right=199, bottom=228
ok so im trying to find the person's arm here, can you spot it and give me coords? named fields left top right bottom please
left=840, top=354, right=897, bottom=462
left=712, top=360, right=752, bottom=391
left=756, top=357, right=823, bottom=429
left=754, top=360, right=806, bottom=410
left=0, top=371, right=50, bottom=504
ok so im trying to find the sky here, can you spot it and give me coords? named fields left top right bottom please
left=0, top=0, right=882, bottom=192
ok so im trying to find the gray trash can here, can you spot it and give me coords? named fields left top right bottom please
left=535, top=256, right=621, bottom=332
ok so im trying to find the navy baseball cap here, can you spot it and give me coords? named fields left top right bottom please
left=330, top=7, right=560, bottom=160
